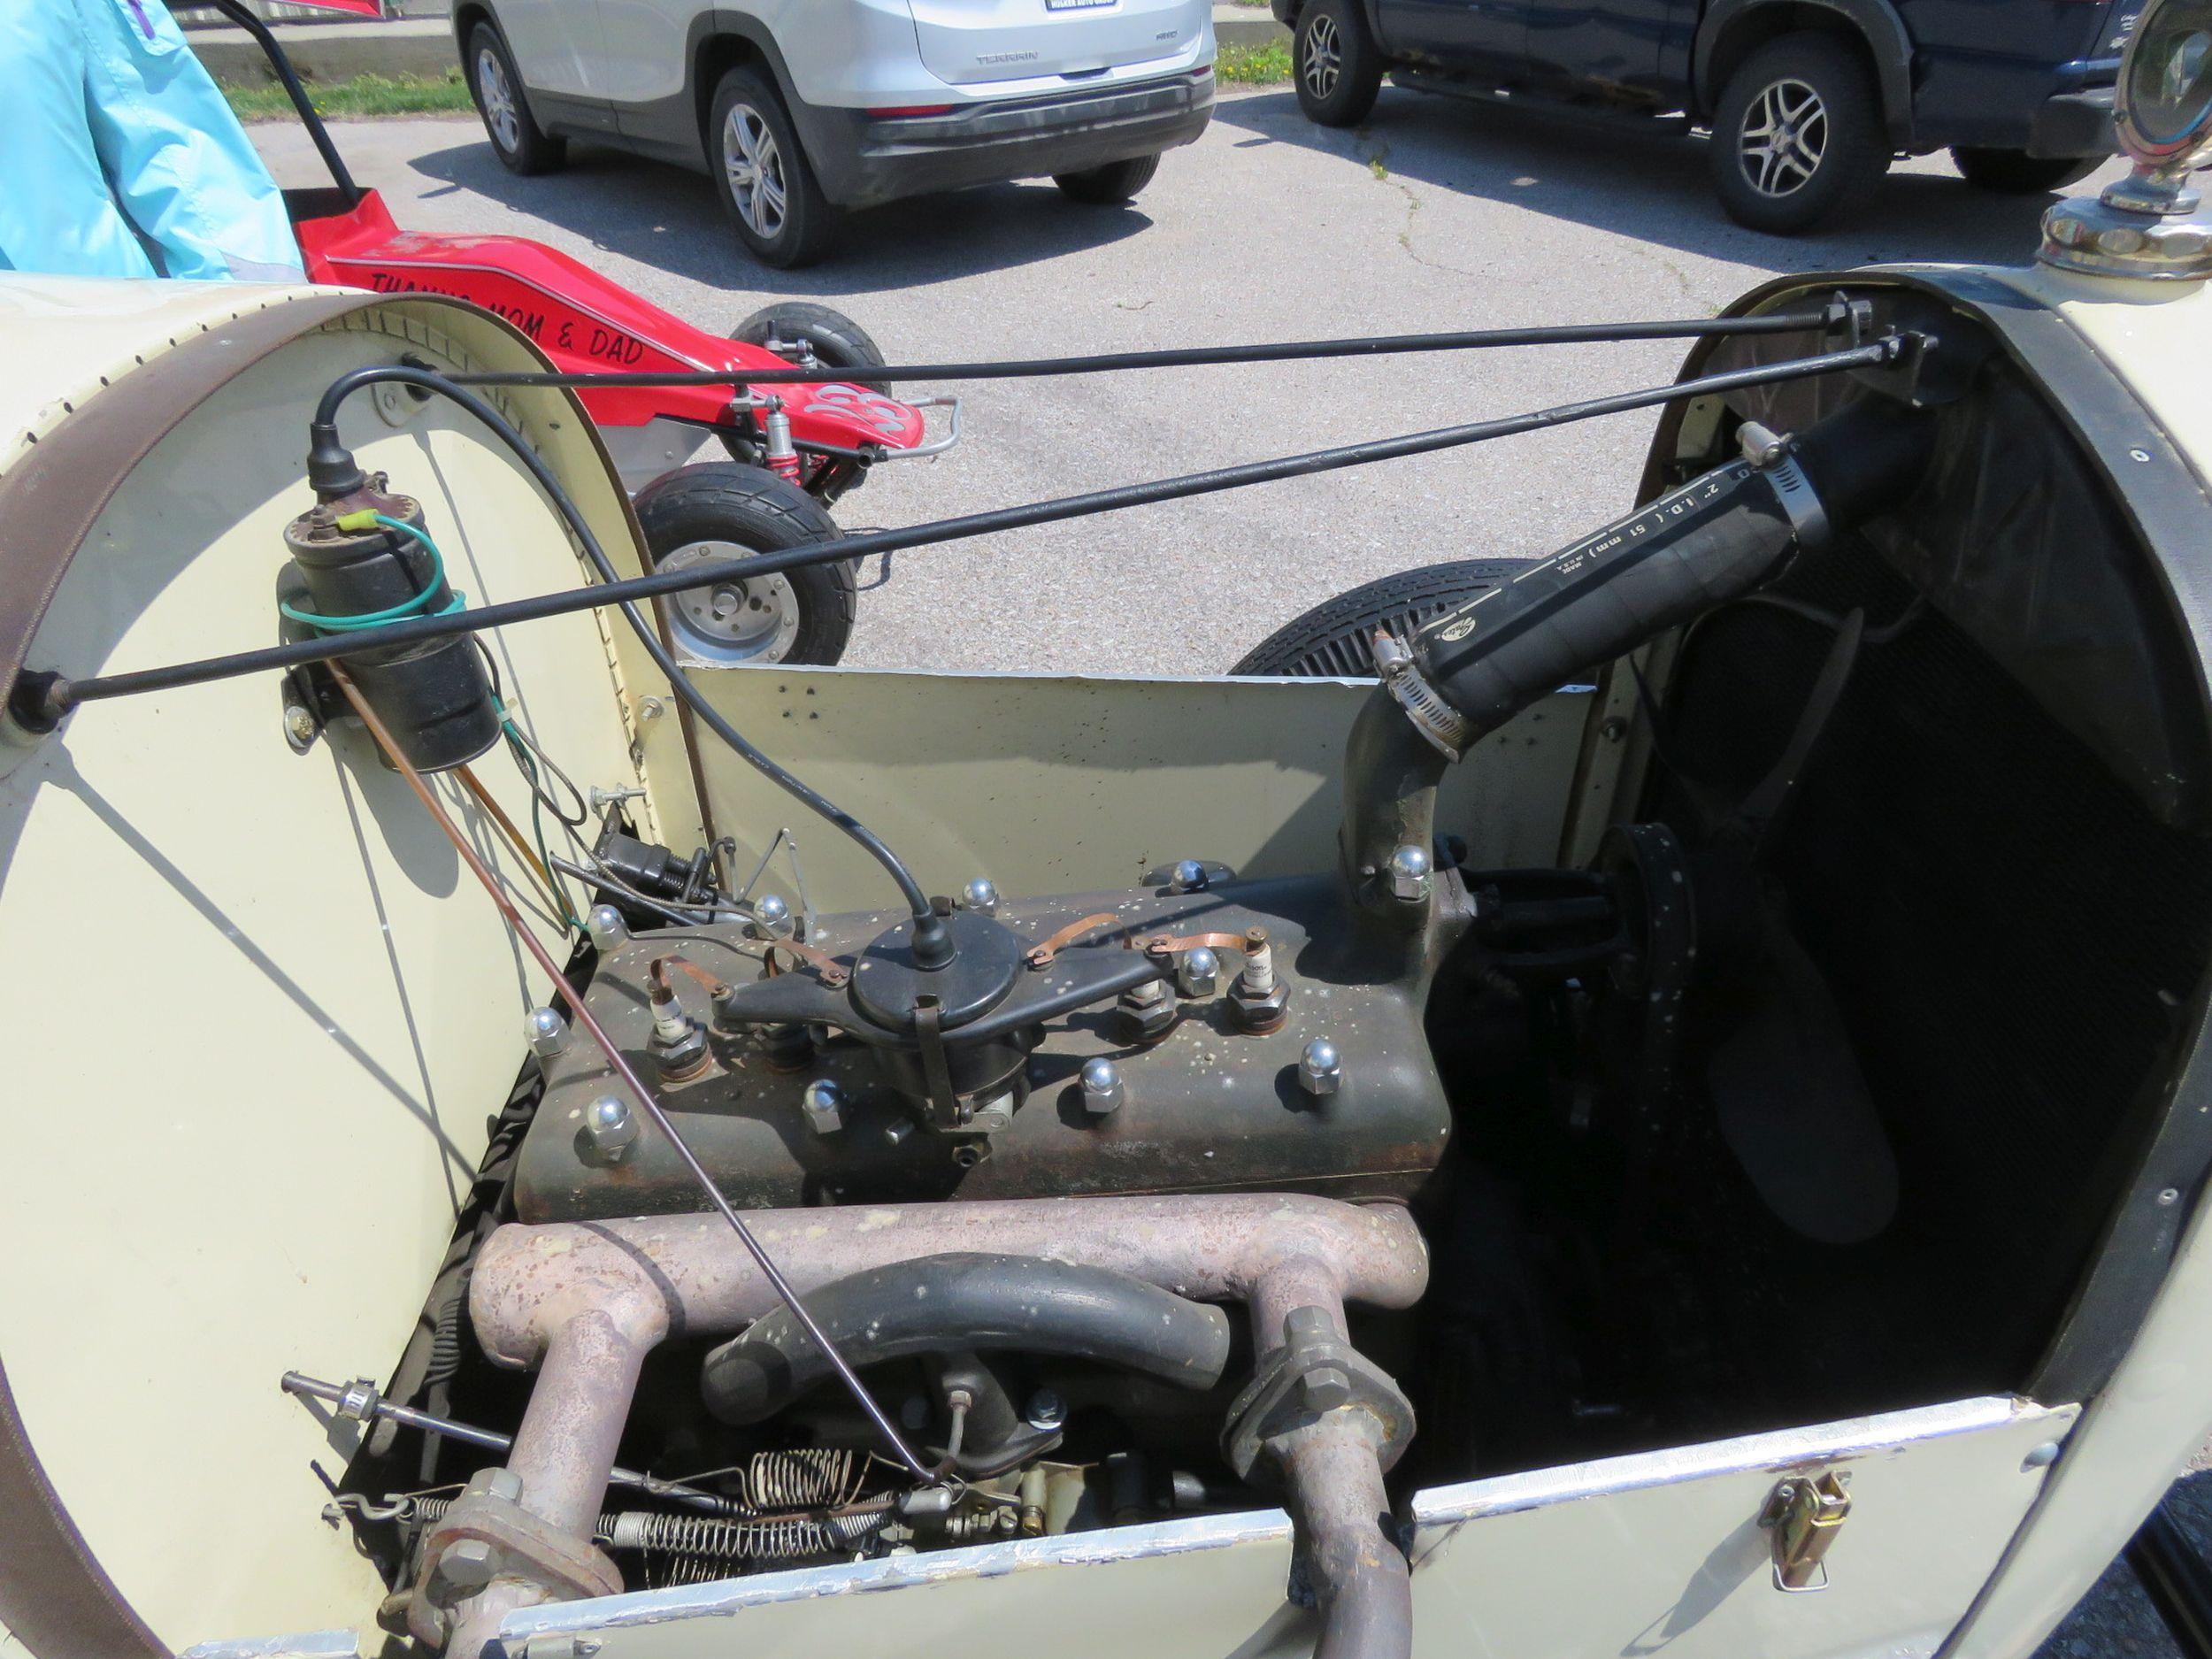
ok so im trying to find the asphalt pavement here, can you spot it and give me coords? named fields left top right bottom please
left=251, top=91, right=2131, bottom=675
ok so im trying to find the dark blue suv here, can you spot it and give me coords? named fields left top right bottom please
left=1274, top=0, right=2136, bottom=230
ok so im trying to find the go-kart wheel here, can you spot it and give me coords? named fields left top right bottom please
left=726, top=303, right=887, bottom=499
left=711, top=67, right=841, bottom=268
left=733, top=302, right=888, bottom=395
left=466, top=23, right=565, bottom=175
left=632, top=465, right=856, bottom=667
left=1231, top=559, right=1528, bottom=676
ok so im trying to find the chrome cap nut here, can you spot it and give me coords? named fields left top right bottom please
left=1169, top=859, right=1210, bottom=894
left=748, top=893, right=795, bottom=941
left=958, top=878, right=1000, bottom=916
left=1300, top=1038, right=1342, bottom=1097
left=1387, top=844, right=1432, bottom=902
left=586, top=904, right=628, bottom=949
left=585, top=1094, right=638, bottom=1162
left=1177, top=946, right=1220, bottom=998
left=1080, top=1056, right=1125, bottom=1116
left=801, top=1079, right=844, bottom=1134
left=524, top=1005, right=569, bottom=1059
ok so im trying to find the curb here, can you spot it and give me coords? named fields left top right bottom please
left=190, top=18, right=454, bottom=82
left=1213, top=5, right=1291, bottom=49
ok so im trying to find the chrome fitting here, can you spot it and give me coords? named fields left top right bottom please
left=1178, top=946, right=1220, bottom=998
left=958, top=877, right=1000, bottom=916
left=1080, top=1056, right=1125, bottom=1117
left=1169, top=858, right=1210, bottom=895
left=748, top=893, right=795, bottom=941
left=585, top=1095, right=638, bottom=1163
left=801, top=1079, right=844, bottom=1135
left=586, top=904, right=628, bottom=950
left=1387, top=843, right=1433, bottom=902
left=1299, top=1038, right=1342, bottom=1099
left=524, top=1005, right=569, bottom=1060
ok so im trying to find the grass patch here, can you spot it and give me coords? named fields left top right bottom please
left=224, top=69, right=473, bottom=121
left=1217, top=41, right=1292, bottom=84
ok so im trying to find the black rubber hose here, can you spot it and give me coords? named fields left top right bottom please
left=702, top=1254, right=1235, bottom=1426
left=1416, top=399, right=1932, bottom=740
left=303, top=365, right=955, bottom=968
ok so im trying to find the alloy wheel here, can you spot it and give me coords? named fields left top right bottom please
left=1303, top=13, right=1342, bottom=102
left=476, top=45, right=520, bottom=154
left=1737, top=77, right=1829, bottom=196
left=662, top=541, right=803, bottom=664
left=722, top=104, right=790, bottom=240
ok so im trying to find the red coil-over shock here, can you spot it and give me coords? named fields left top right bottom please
left=762, top=397, right=803, bottom=484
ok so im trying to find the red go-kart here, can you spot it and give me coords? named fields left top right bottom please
left=218, top=0, right=955, bottom=665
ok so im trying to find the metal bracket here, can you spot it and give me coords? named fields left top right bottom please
left=1759, top=1469, right=1852, bottom=1592
left=1221, top=1306, right=1416, bottom=1486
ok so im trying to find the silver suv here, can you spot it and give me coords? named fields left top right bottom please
left=457, top=0, right=1217, bottom=266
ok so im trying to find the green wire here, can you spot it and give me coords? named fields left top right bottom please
left=280, top=513, right=467, bottom=632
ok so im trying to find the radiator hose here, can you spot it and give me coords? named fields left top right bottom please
left=1344, top=397, right=1934, bottom=885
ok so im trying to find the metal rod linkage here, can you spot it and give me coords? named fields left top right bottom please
left=23, top=336, right=1909, bottom=721
left=279, top=1371, right=733, bottom=1514
left=440, top=306, right=1849, bottom=389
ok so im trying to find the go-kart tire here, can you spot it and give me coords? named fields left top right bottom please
left=466, top=23, right=565, bottom=175
left=711, top=68, right=841, bottom=269
left=1053, top=153, right=1162, bottom=204
left=733, top=302, right=889, bottom=395
left=1707, top=35, right=1887, bottom=234
left=1232, top=559, right=1528, bottom=676
left=1949, top=148, right=2102, bottom=194
left=632, top=465, right=856, bottom=667
left=1294, top=0, right=1386, bottom=128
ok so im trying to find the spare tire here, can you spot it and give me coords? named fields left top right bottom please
left=1231, top=559, right=1526, bottom=676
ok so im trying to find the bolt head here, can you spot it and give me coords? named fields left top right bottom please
left=959, top=877, right=1000, bottom=915
left=586, top=1094, right=637, bottom=1160
left=1080, top=1056, right=1125, bottom=1116
left=1300, top=1364, right=1354, bottom=1413
left=1386, top=843, right=1433, bottom=902
left=1178, top=946, right=1220, bottom=998
left=884, top=1118, right=916, bottom=1148
left=587, top=904, right=627, bottom=949
left=800, top=1079, right=844, bottom=1133
left=464, top=1466, right=524, bottom=1503
left=1300, top=1038, right=1343, bottom=1096
left=284, top=703, right=319, bottom=745
left=439, top=1538, right=499, bottom=1590
left=1025, top=1387, right=1067, bottom=1431
left=1171, top=859, right=1209, bottom=894
left=525, top=1006, right=569, bottom=1058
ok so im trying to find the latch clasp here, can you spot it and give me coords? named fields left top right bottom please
left=1759, top=1469, right=1852, bottom=1593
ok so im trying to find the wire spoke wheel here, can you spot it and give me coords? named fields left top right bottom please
left=661, top=541, right=805, bottom=665
left=476, top=46, right=520, bottom=153
left=1302, top=13, right=1343, bottom=100
left=723, top=105, right=788, bottom=240
left=1738, top=77, right=1829, bottom=196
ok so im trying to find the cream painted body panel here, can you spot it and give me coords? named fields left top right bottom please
left=661, top=669, right=1594, bottom=914
left=464, top=1398, right=2070, bottom=1659
left=0, top=284, right=654, bottom=1651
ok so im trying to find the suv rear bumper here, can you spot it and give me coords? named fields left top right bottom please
left=803, top=71, right=1216, bottom=209
left=2025, top=87, right=2116, bottom=157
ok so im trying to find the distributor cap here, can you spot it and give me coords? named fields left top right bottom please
left=848, top=909, right=1027, bottom=1034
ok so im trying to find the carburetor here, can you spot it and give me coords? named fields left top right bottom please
left=514, top=872, right=1454, bottom=1221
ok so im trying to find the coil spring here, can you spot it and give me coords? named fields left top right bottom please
left=736, top=1447, right=866, bottom=1511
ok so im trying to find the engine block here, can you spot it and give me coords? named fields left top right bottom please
left=515, top=876, right=1452, bottom=1221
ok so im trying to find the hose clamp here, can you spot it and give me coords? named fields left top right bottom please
left=1740, top=422, right=1831, bottom=552
left=1372, top=631, right=1473, bottom=761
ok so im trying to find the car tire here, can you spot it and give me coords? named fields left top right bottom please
left=467, top=23, right=565, bottom=175
left=1053, top=153, right=1163, bottom=204
left=733, top=302, right=889, bottom=395
left=1294, top=0, right=1386, bottom=127
left=631, top=464, right=856, bottom=667
left=1949, top=147, right=2103, bottom=194
left=1232, top=559, right=1528, bottom=676
left=1707, top=35, right=1887, bottom=234
left=710, top=67, right=840, bottom=269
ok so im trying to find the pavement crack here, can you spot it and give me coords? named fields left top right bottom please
left=1357, top=133, right=1485, bottom=280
